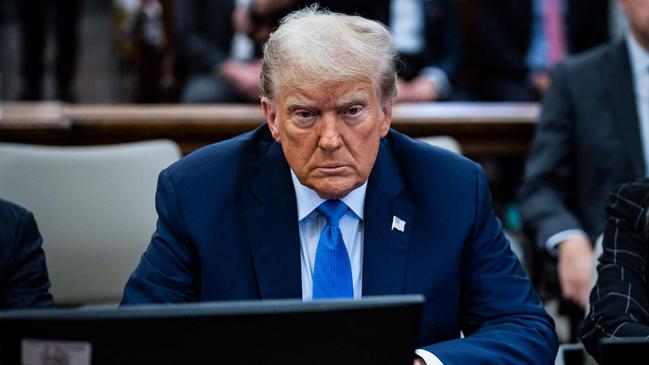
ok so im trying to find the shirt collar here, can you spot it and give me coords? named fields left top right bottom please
left=290, top=169, right=367, bottom=221
left=626, top=32, right=649, bottom=78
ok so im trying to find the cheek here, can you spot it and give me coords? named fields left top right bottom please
left=350, top=132, right=381, bottom=174
left=281, top=131, right=318, bottom=168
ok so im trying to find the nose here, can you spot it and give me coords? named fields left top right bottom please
left=318, top=112, right=342, bottom=151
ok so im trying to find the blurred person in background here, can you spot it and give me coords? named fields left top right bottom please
left=17, top=0, right=81, bottom=102
left=518, top=0, right=649, bottom=338
left=471, top=0, right=610, bottom=101
left=177, top=0, right=392, bottom=104
left=390, top=0, right=460, bottom=102
left=175, top=0, right=257, bottom=103
left=248, top=0, right=391, bottom=25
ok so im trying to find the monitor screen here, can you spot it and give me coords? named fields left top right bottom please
left=599, top=336, right=649, bottom=365
left=0, top=295, right=424, bottom=365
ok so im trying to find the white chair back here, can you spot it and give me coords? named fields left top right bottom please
left=0, top=140, right=181, bottom=306
left=417, top=136, right=462, bottom=154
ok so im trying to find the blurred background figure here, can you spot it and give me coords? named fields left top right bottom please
left=17, top=0, right=81, bottom=102
left=176, top=0, right=393, bottom=104
left=114, top=0, right=177, bottom=103
left=132, top=0, right=169, bottom=102
left=249, top=0, right=391, bottom=25
left=469, top=0, right=610, bottom=101
left=0, top=0, right=629, bottom=103
left=391, top=0, right=460, bottom=102
left=518, top=0, right=649, bottom=341
left=176, top=0, right=261, bottom=103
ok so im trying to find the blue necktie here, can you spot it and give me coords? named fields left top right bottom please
left=312, top=200, right=353, bottom=299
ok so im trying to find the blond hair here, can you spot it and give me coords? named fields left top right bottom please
left=260, top=5, right=397, bottom=100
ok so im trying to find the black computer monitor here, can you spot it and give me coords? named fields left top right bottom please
left=0, top=295, right=424, bottom=365
left=599, top=337, right=649, bottom=365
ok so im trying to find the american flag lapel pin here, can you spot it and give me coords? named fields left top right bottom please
left=391, top=216, right=406, bottom=232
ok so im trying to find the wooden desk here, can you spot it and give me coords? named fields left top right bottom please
left=1, top=102, right=539, bottom=158
left=391, top=102, right=538, bottom=157
left=0, top=102, right=71, bottom=145
left=66, top=104, right=265, bottom=155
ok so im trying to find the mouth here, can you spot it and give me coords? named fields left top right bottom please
left=316, top=164, right=349, bottom=174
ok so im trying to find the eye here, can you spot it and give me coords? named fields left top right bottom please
left=343, top=106, right=363, bottom=116
left=292, top=109, right=318, bottom=128
left=294, top=110, right=316, bottom=119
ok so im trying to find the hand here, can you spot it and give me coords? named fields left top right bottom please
left=221, top=60, right=262, bottom=101
left=396, top=77, right=439, bottom=102
left=531, top=70, right=551, bottom=95
left=413, top=357, right=426, bottom=365
left=557, top=236, right=593, bottom=309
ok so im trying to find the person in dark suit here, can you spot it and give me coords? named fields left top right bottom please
left=250, top=0, right=391, bottom=25
left=0, top=198, right=54, bottom=309
left=176, top=0, right=252, bottom=103
left=391, top=0, right=461, bottom=102
left=123, top=7, right=557, bottom=364
left=17, top=0, right=81, bottom=101
left=580, top=179, right=649, bottom=361
left=471, top=0, right=610, bottom=101
left=519, top=0, right=649, bottom=312
left=177, top=0, right=392, bottom=103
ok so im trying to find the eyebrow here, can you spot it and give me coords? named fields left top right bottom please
left=285, top=91, right=372, bottom=112
left=337, top=91, right=371, bottom=105
left=285, top=98, right=316, bottom=112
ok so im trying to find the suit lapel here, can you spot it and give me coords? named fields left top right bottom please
left=603, top=40, right=645, bottom=176
left=362, top=138, right=415, bottom=296
left=242, top=141, right=301, bottom=299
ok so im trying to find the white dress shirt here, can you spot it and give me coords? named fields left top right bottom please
left=291, top=170, right=365, bottom=300
left=627, top=32, right=649, bottom=176
left=290, top=171, right=443, bottom=365
left=546, top=32, right=649, bottom=253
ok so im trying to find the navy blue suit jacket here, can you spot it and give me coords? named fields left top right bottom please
left=122, top=126, right=557, bottom=364
left=0, top=199, right=54, bottom=309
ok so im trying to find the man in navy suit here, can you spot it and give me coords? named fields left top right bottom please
left=122, top=7, right=557, bottom=364
left=0, top=198, right=54, bottom=309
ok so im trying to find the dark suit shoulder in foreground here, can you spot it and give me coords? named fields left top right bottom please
left=581, top=179, right=649, bottom=360
left=0, top=198, right=54, bottom=309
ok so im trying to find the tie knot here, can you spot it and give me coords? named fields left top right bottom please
left=317, top=200, right=348, bottom=226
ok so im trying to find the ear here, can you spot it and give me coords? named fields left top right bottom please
left=261, top=97, right=281, bottom=142
left=379, top=98, right=393, bottom=137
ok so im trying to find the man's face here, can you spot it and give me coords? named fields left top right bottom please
left=621, top=0, right=649, bottom=50
left=262, top=78, right=392, bottom=200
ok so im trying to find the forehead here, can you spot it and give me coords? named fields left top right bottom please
left=277, top=78, right=379, bottom=107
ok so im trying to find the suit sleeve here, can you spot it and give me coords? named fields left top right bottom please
left=175, top=0, right=232, bottom=74
left=476, top=0, right=528, bottom=78
left=581, top=181, right=649, bottom=361
left=421, top=0, right=461, bottom=83
left=423, top=167, right=558, bottom=364
left=518, top=64, right=583, bottom=249
left=121, top=169, right=199, bottom=304
left=1, top=209, right=54, bottom=309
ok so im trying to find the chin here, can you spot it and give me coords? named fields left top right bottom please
left=312, top=180, right=359, bottom=200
